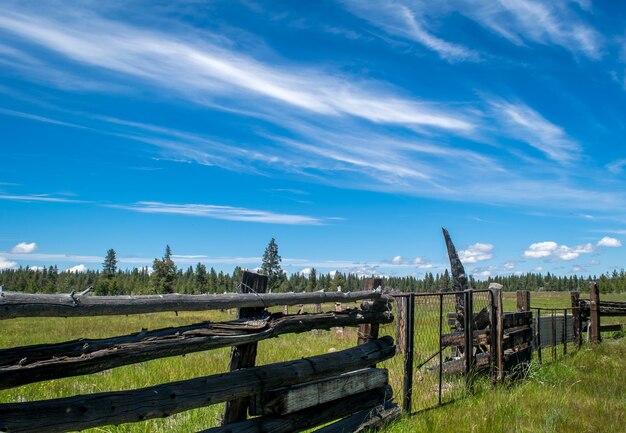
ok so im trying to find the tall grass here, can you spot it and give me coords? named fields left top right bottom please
left=0, top=292, right=623, bottom=432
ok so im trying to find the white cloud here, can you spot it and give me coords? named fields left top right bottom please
left=113, top=201, right=325, bottom=225
left=606, top=159, right=626, bottom=174
left=0, top=193, right=85, bottom=203
left=524, top=241, right=558, bottom=258
left=524, top=240, right=595, bottom=261
left=341, top=1, right=477, bottom=61
left=490, top=101, right=581, bottom=164
left=0, top=8, right=472, bottom=131
left=10, top=242, right=37, bottom=254
left=28, top=265, right=45, bottom=271
left=391, top=255, right=404, bottom=265
left=459, top=243, right=494, bottom=263
left=597, top=236, right=622, bottom=247
left=66, top=264, right=87, bottom=273
left=503, top=260, right=517, bottom=271
left=459, top=0, right=603, bottom=59
left=0, top=258, right=17, bottom=269
left=299, top=267, right=312, bottom=277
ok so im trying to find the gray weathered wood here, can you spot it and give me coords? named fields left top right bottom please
left=503, top=311, right=532, bottom=329
left=357, top=278, right=383, bottom=345
left=442, top=228, right=468, bottom=330
left=0, top=337, right=396, bottom=433
left=201, top=386, right=392, bottom=433
left=516, top=290, right=530, bottom=312
left=0, top=309, right=392, bottom=390
left=589, top=282, right=601, bottom=344
left=440, top=329, right=490, bottom=347
left=312, top=401, right=401, bottom=433
left=0, top=290, right=382, bottom=319
left=250, top=368, right=388, bottom=416
left=223, top=271, right=267, bottom=425
left=441, top=352, right=490, bottom=375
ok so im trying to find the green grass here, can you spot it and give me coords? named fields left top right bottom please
left=0, top=292, right=623, bottom=432
left=386, top=336, right=626, bottom=433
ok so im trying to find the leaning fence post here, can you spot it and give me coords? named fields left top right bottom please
left=589, top=282, right=601, bottom=344
left=223, top=270, right=268, bottom=425
left=570, top=291, right=582, bottom=348
left=402, top=294, right=415, bottom=413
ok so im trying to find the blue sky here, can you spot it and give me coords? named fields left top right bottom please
left=1, top=0, right=625, bottom=278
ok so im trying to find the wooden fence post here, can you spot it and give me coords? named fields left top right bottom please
left=402, top=294, right=414, bottom=413
left=535, top=308, right=542, bottom=364
left=570, top=291, right=582, bottom=348
left=495, top=288, right=504, bottom=383
left=463, top=290, right=475, bottom=393
left=395, top=295, right=405, bottom=354
left=223, top=271, right=268, bottom=425
left=589, top=282, right=601, bottom=344
left=335, top=301, right=344, bottom=338
left=517, top=290, right=530, bottom=312
left=358, top=278, right=383, bottom=345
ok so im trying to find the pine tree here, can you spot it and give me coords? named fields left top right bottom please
left=261, top=238, right=283, bottom=292
left=102, top=249, right=118, bottom=279
left=152, top=245, right=177, bottom=294
left=195, top=262, right=207, bottom=293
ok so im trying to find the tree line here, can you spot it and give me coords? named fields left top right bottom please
left=0, top=240, right=624, bottom=294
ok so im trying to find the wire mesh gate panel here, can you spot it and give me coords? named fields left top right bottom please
left=395, top=290, right=494, bottom=413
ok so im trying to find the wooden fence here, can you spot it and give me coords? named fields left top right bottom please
left=575, top=282, right=626, bottom=344
left=0, top=271, right=400, bottom=433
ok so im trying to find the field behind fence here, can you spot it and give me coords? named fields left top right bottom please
left=0, top=286, right=624, bottom=432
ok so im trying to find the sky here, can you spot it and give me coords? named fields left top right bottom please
left=1, top=0, right=625, bottom=279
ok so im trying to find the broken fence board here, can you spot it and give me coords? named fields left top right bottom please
left=0, top=310, right=393, bottom=390
left=250, top=368, right=388, bottom=416
left=440, top=329, right=490, bottom=347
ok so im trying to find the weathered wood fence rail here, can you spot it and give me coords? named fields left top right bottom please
left=0, top=271, right=400, bottom=433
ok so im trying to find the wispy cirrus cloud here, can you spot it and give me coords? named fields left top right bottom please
left=489, top=100, right=581, bottom=164
left=0, top=7, right=472, bottom=131
left=341, top=1, right=602, bottom=60
left=112, top=201, right=326, bottom=225
left=0, top=193, right=86, bottom=203
left=341, top=0, right=478, bottom=61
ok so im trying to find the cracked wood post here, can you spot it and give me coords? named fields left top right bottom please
left=358, top=278, right=383, bottom=345
left=589, top=281, right=601, bottom=344
left=223, top=270, right=268, bottom=425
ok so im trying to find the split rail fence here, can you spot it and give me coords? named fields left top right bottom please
left=0, top=272, right=400, bottom=433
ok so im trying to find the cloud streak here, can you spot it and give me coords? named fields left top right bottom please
left=113, top=201, right=326, bottom=225
left=0, top=7, right=472, bottom=131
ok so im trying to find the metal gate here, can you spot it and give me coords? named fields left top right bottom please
left=395, top=290, right=495, bottom=413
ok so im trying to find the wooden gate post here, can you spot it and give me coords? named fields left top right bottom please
left=223, top=270, right=268, bottom=425
left=395, top=295, right=406, bottom=354
left=358, top=278, right=383, bottom=345
left=463, top=290, right=475, bottom=393
left=402, top=294, right=415, bottom=413
left=570, top=291, right=582, bottom=348
left=589, top=282, right=601, bottom=344
left=517, top=290, right=530, bottom=312
left=494, top=288, right=504, bottom=383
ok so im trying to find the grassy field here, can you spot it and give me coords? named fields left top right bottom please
left=387, top=335, right=626, bottom=433
left=0, top=292, right=623, bottom=432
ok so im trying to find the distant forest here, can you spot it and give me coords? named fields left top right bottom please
left=1, top=265, right=625, bottom=295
